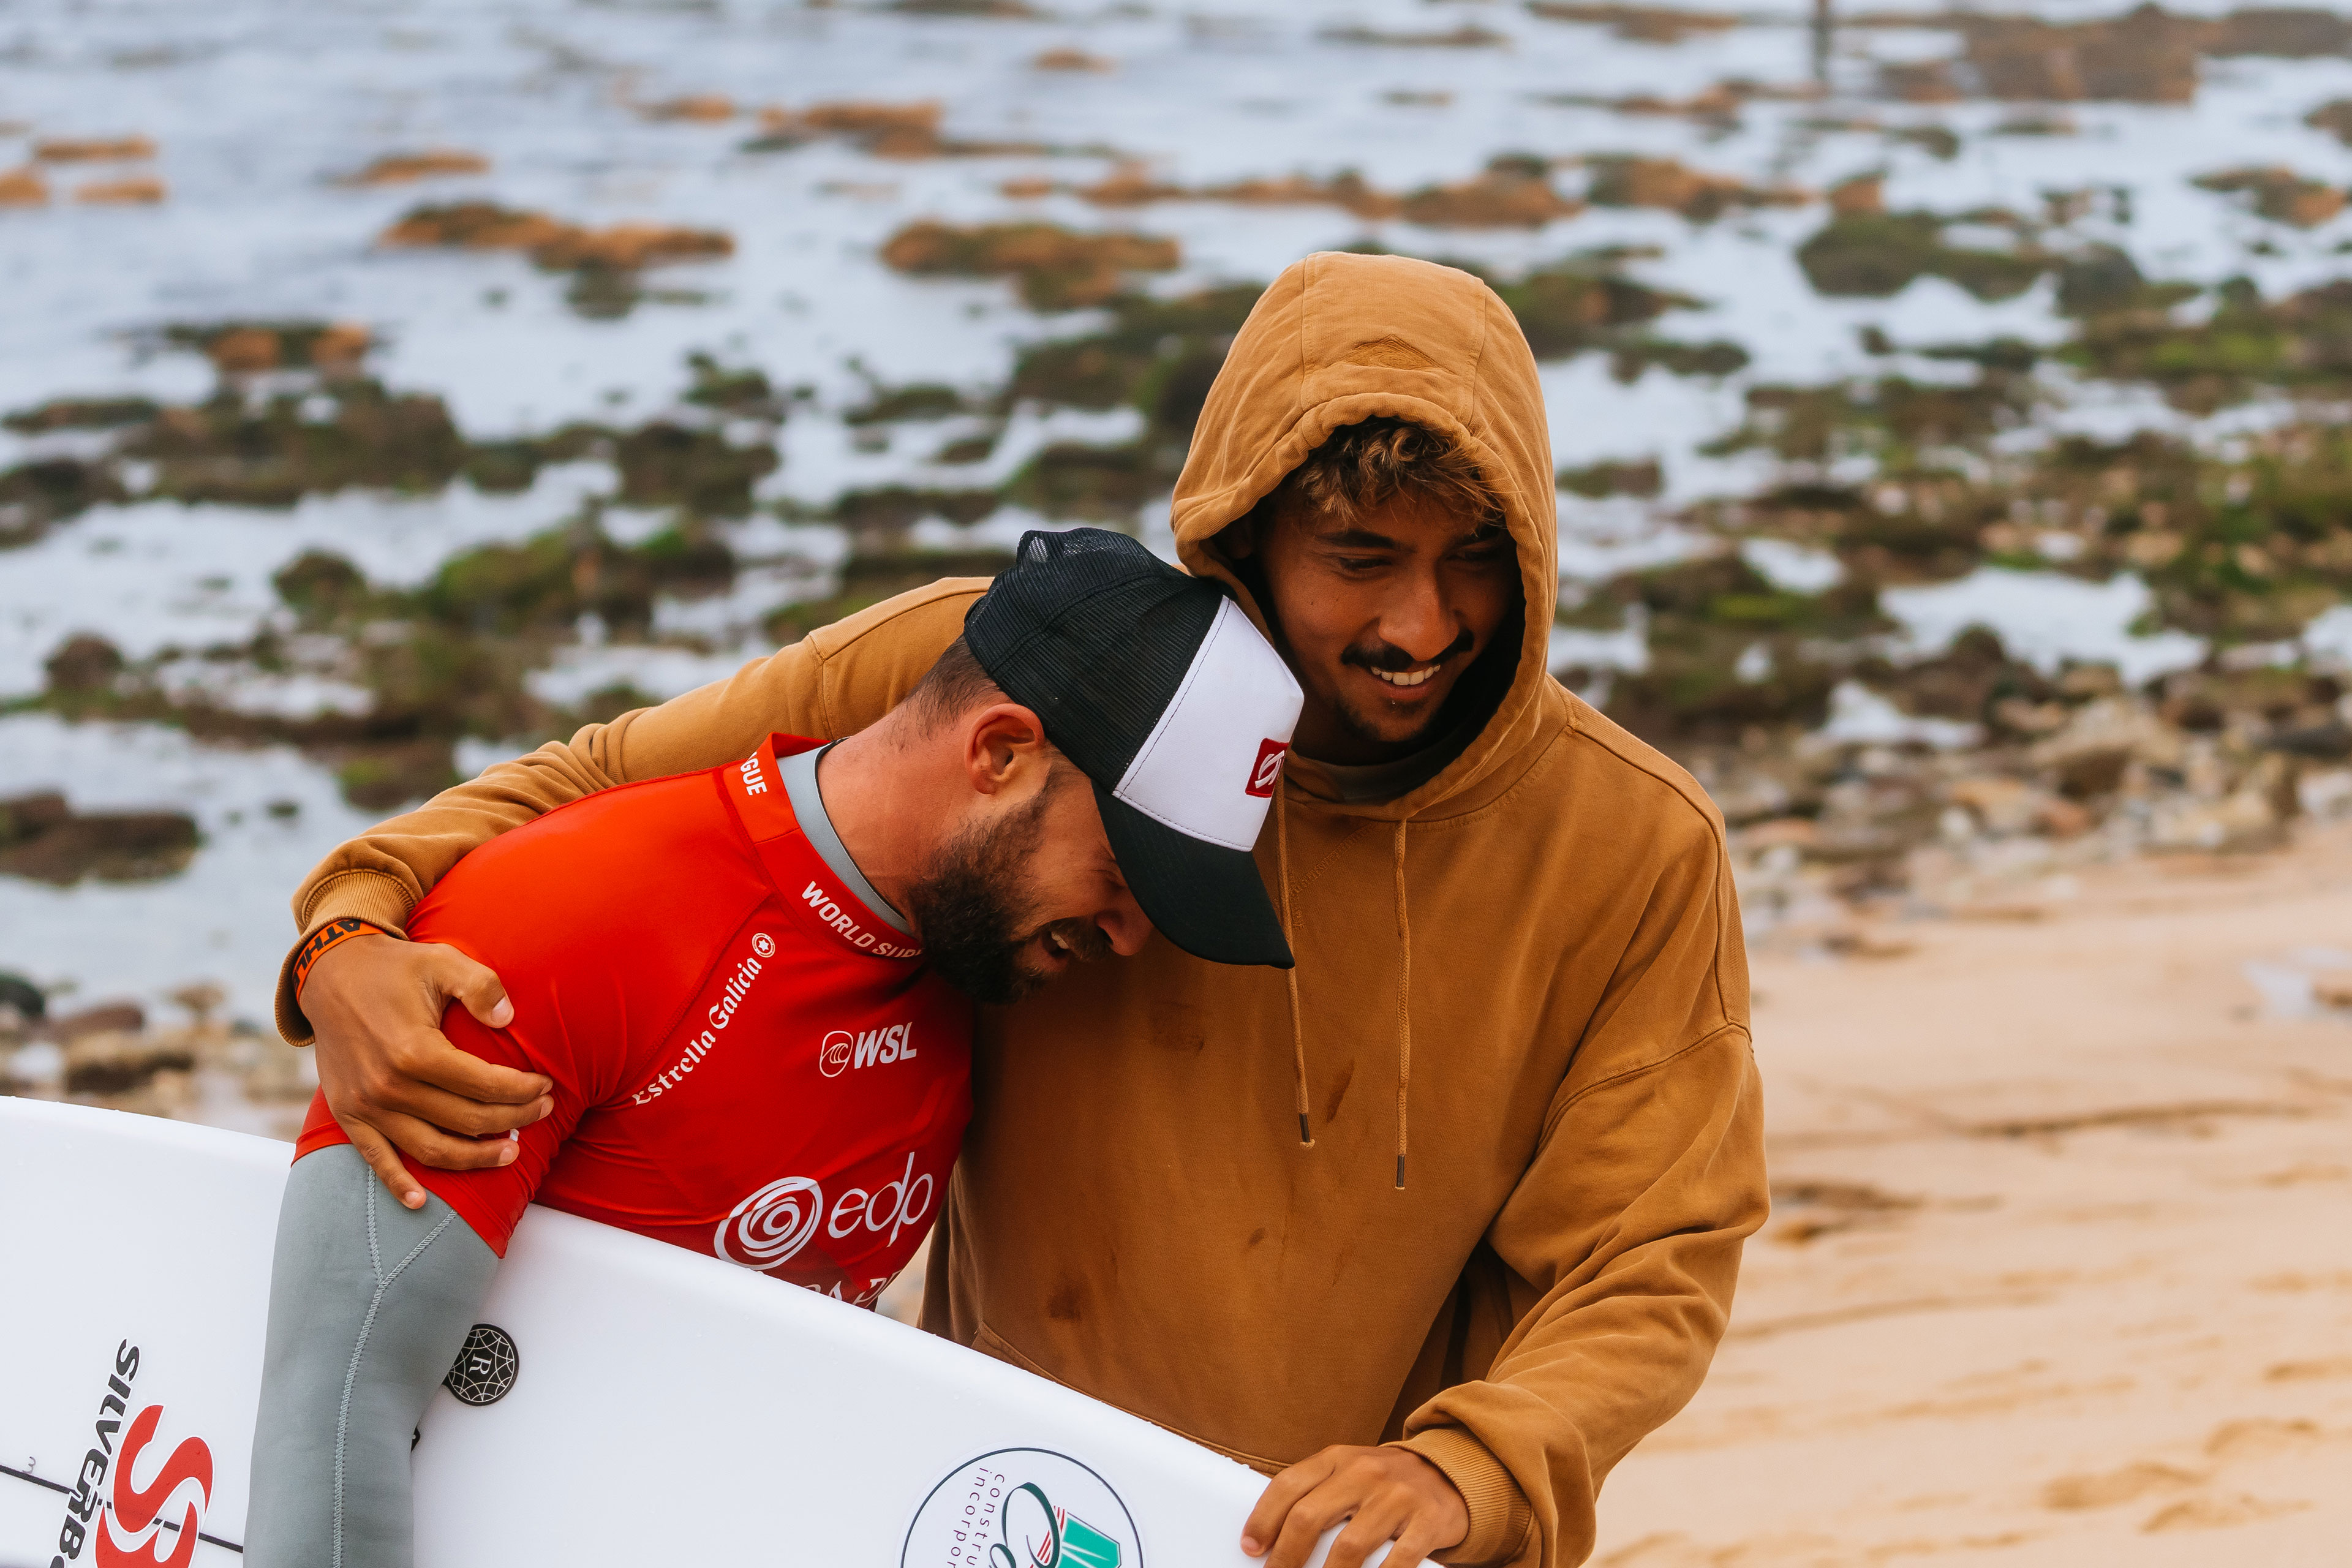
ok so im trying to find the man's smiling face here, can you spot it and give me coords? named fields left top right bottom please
left=1233, top=489, right=1518, bottom=766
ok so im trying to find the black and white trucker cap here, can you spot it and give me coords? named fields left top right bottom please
left=964, top=529, right=1304, bottom=969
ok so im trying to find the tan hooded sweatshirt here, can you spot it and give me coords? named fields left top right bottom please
left=281, top=252, right=1767, bottom=1567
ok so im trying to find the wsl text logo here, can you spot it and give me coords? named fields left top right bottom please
left=818, top=1022, right=918, bottom=1079
left=902, top=1449, right=1138, bottom=1568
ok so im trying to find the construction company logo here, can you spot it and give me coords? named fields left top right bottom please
left=818, top=1020, right=919, bottom=1078
left=902, top=1448, right=1139, bottom=1568
left=45, top=1340, right=223, bottom=1568
left=714, top=1174, right=823, bottom=1268
left=1244, top=738, right=1287, bottom=799
left=628, top=938, right=775, bottom=1106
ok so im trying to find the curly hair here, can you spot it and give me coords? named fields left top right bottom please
left=1268, top=417, right=1503, bottom=530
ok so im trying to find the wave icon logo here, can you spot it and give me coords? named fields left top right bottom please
left=714, top=1174, right=823, bottom=1268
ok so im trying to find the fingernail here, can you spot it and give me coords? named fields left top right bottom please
left=535, top=1098, right=554, bottom=1121
left=497, top=1143, right=517, bottom=1165
left=405, top=1191, right=425, bottom=1209
left=489, top=1001, right=513, bottom=1027
left=1240, top=1540, right=1260, bottom=1556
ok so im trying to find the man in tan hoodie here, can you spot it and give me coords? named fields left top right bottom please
left=282, top=252, right=1768, bottom=1568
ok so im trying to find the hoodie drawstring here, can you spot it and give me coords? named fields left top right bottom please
left=1275, top=782, right=1417, bottom=1188
left=1392, top=819, right=1411, bottom=1190
left=1276, top=777, right=1313, bottom=1148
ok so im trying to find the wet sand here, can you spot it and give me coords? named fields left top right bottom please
left=1594, top=825, right=2352, bottom=1565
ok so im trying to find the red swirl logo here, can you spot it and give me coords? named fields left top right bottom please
left=714, top=1175, right=823, bottom=1268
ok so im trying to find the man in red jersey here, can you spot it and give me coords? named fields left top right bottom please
left=244, top=530, right=1303, bottom=1568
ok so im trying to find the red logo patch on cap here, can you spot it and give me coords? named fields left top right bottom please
left=1245, top=738, right=1288, bottom=798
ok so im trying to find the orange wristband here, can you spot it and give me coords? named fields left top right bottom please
left=292, top=917, right=386, bottom=998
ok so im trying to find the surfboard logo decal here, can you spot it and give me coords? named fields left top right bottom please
left=714, top=1174, right=824, bottom=1268
left=444, top=1324, right=521, bottom=1406
left=91, top=1403, right=213, bottom=1568
left=902, top=1449, right=1139, bottom=1568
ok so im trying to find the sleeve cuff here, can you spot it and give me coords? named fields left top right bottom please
left=274, top=872, right=416, bottom=1046
left=1396, top=1427, right=1532, bottom=1568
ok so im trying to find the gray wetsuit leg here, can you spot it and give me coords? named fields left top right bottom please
left=245, top=1144, right=499, bottom=1568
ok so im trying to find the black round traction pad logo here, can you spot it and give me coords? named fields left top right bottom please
left=902, top=1447, right=1140, bottom=1568
left=443, top=1323, right=519, bottom=1406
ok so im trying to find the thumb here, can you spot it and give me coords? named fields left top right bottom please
left=431, top=944, right=514, bottom=1029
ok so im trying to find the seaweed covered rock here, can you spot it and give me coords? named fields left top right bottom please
left=2307, top=98, right=2352, bottom=145
left=126, top=382, right=469, bottom=506
left=1796, top=213, right=2051, bottom=301
left=380, top=203, right=733, bottom=277
left=0, top=793, right=198, bottom=884
left=2062, top=276, right=2352, bottom=411
left=336, top=149, right=490, bottom=186
left=73, top=176, right=165, bottom=205
left=2205, top=7, right=2352, bottom=58
left=0, top=166, right=48, bottom=205
left=612, top=421, right=778, bottom=515
left=1959, top=7, right=2202, bottom=104
left=0, top=456, right=126, bottom=545
left=32, top=135, right=157, bottom=162
left=1479, top=257, right=1703, bottom=359
left=1586, top=156, right=1804, bottom=221
left=1526, top=3, right=1738, bottom=45
left=2192, top=165, right=2346, bottom=226
left=879, top=220, right=1179, bottom=309
left=748, top=99, right=1046, bottom=158
left=1400, top=159, right=1581, bottom=227
left=166, top=321, right=372, bottom=377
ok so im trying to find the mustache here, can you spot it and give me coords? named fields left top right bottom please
left=1341, top=627, right=1475, bottom=675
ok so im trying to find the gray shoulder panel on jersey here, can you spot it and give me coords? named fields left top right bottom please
left=782, top=741, right=911, bottom=934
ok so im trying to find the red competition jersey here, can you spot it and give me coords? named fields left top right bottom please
left=296, top=735, right=973, bottom=1308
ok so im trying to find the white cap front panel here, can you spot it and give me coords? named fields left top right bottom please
left=1112, top=596, right=1304, bottom=851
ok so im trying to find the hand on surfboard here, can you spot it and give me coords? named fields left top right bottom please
left=303, top=933, right=554, bottom=1209
left=1242, top=1444, right=1466, bottom=1568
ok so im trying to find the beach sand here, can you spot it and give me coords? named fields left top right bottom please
left=1592, top=825, right=2352, bottom=1566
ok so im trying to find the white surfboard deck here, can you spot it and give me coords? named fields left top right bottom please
left=0, top=1098, right=1398, bottom=1568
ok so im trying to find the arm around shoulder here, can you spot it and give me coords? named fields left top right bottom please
left=277, top=579, right=985, bottom=1041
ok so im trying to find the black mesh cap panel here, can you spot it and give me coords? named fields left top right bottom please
left=955, top=527, right=1294, bottom=968
left=962, top=529, right=1222, bottom=786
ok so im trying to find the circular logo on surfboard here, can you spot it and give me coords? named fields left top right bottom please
left=444, top=1323, right=519, bottom=1406
left=902, top=1449, right=1140, bottom=1568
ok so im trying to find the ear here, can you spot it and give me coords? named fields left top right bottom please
left=962, top=701, right=1050, bottom=797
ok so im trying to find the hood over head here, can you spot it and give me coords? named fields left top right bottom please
left=1166, top=251, right=1568, bottom=1182
left=1170, top=251, right=1561, bottom=818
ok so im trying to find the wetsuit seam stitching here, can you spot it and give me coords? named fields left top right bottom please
left=334, top=1177, right=454, bottom=1568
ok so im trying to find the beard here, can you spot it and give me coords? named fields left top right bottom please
left=903, top=789, right=1111, bottom=1005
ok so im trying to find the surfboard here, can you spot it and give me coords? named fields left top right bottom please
left=0, top=1098, right=1399, bottom=1568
